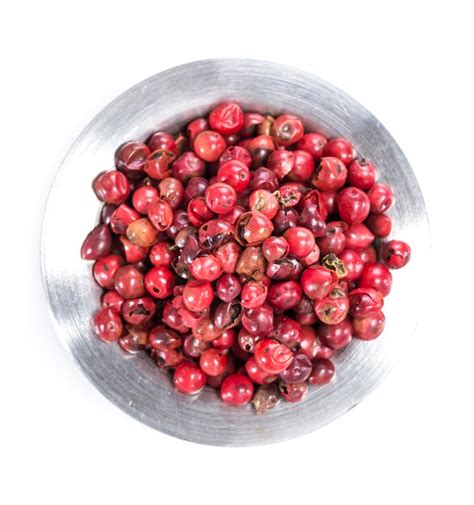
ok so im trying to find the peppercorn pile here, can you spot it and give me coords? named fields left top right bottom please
left=81, top=102, right=411, bottom=413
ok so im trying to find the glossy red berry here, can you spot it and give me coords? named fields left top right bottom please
left=337, top=187, right=371, bottom=224
left=147, top=199, right=173, bottom=231
left=297, top=132, right=327, bottom=160
left=241, top=304, right=274, bottom=336
left=279, top=382, right=307, bottom=402
left=312, top=157, right=347, bottom=191
left=214, top=241, right=240, bottom=273
left=267, top=280, right=302, bottom=311
left=93, top=254, right=124, bottom=289
left=93, top=307, right=123, bottom=342
left=318, top=318, right=352, bottom=350
left=147, top=131, right=177, bottom=153
left=347, top=159, right=377, bottom=189
left=149, top=325, right=182, bottom=350
left=382, top=240, right=411, bottom=269
left=144, top=149, right=175, bottom=179
left=300, top=265, right=338, bottom=300
left=348, top=288, right=384, bottom=317
left=262, top=236, right=289, bottom=262
left=324, top=137, right=355, bottom=164
left=235, top=211, right=274, bottom=246
left=173, top=361, right=206, bottom=395
left=187, top=118, right=209, bottom=144
left=93, top=170, right=130, bottom=205
left=221, top=374, right=254, bottom=406
left=172, top=152, right=206, bottom=182
left=359, top=245, right=377, bottom=264
left=352, top=311, right=385, bottom=340
left=194, top=130, right=226, bottom=162
left=359, top=262, right=392, bottom=296
left=110, top=204, right=140, bottom=234
left=267, top=149, right=294, bottom=179
left=279, top=353, right=312, bottom=384
left=190, top=254, right=223, bottom=282
left=115, top=141, right=150, bottom=178
left=219, top=146, right=252, bottom=167
left=144, top=266, right=175, bottom=299
left=183, top=280, right=214, bottom=312
left=270, top=314, right=302, bottom=348
left=241, top=281, right=268, bottom=309
left=365, top=213, right=392, bottom=238
left=338, top=249, right=364, bottom=281
left=121, top=296, right=156, bottom=325
left=209, top=102, right=244, bottom=135
left=200, top=348, right=228, bottom=376
left=344, top=223, right=374, bottom=250
left=114, top=265, right=145, bottom=299
left=101, top=289, right=125, bottom=313
left=248, top=189, right=279, bottom=219
left=187, top=197, right=215, bottom=227
left=271, top=114, right=304, bottom=146
left=149, top=241, right=177, bottom=267
left=283, top=226, right=315, bottom=259
left=314, top=292, right=349, bottom=325
left=158, top=177, right=184, bottom=210
left=287, top=150, right=315, bottom=182
left=132, top=185, right=160, bottom=214
left=309, top=358, right=335, bottom=385
left=126, top=218, right=158, bottom=247
left=367, top=182, right=394, bottom=214
left=254, top=338, right=293, bottom=374
left=245, top=356, right=277, bottom=385
left=81, top=224, right=112, bottom=260
left=216, top=160, right=250, bottom=193
left=212, top=328, right=236, bottom=350
left=205, top=182, right=237, bottom=213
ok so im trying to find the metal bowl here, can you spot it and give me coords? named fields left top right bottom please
left=41, top=59, right=429, bottom=446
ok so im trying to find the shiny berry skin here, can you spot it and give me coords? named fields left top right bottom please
left=267, top=149, right=294, bottom=179
left=212, top=328, right=236, bottom=350
left=348, top=159, right=377, bottom=189
left=266, top=257, right=303, bottom=282
left=172, top=151, right=206, bottom=182
left=121, top=296, right=156, bottom=325
left=298, top=204, right=327, bottom=237
left=149, top=325, right=181, bottom=350
left=144, top=266, right=175, bottom=299
left=359, top=245, right=377, bottom=264
left=344, top=223, right=374, bottom=250
left=273, top=208, right=299, bottom=235
left=348, top=288, right=384, bottom=317
left=198, top=219, right=234, bottom=250
left=270, top=315, right=302, bottom=348
left=126, top=218, right=158, bottom=247
left=241, top=281, right=268, bottom=309
left=318, top=318, right=353, bottom=350
left=249, top=167, right=279, bottom=192
left=147, top=199, right=173, bottom=231
left=367, top=182, right=394, bottom=214
left=183, top=280, right=214, bottom=312
left=209, top=102, right=244, bottom=135
left=271, top=114, right=304, bottom=146
left=241, top=304, right=274, bottom=336
left=324, top=137, right=355, bottom=164
left=359, top=262, right=393, bottom=296
left=353, top=311, right=385, bottom=340
left=101, top=289, right=125, bottom=313
left=297, top=132, right=327, bottom=160
left=158, top=177, right=184, bottom=210
left=314, top=293, right=349, bottom=325
left=120, top=236, right=149, bottom=264
left=297, top=325, right=319, bottom=359
left=200, top=348, right=228, bottom=376
left=187, top=197, right=215, bottom=227
left=219, top=146, right=252, bottom=167
left=194, top=130, right=226, bottom=162
left=298, top=189, right=328, bottom=220
left=190, top=254, right=223, bottom=282
left=279, top=353, right=312, bottom=384
left=254, top=338, right=293, bottom=374
left=166, top=209, right=191, bottom=239
left=262, top=236, right=289, bottom=262
left=300, top=265, right=338, bottom=301
left=149, top=241, right=176, bottom=267
left=338, top=249, right=364, bottom=281
left=144, top=149, right=175, bottom=179
left=235, top=211, right=274, bottom=246
left=119, top=325, right=148, bottom=354
left=245, top=356, right=277, bottom=385
left=337, top=187, right=371, bottom=224
left=182, top=334, right=209, bottom=359
left=247, top=135, right=277, bottom=168
left=217, top=160, right=251, bottom=192
left=240, top=112, right=264, bottom=137
left=132, top=185, right=160, bottom=214
left=173, top=361, right=206, bottom=395
left=382, top=240, right=411, bottom=269
left=319, top=190, right=337, bottom=215
left=114, top=265, right=145, bottom=299
left=187, top=117, right=209, bottom=144
left=278, top=182, right=304, bottom=208
left=365, top=213, right=392, bottom=238
left=93, top=254, right=123, bottom=289
left=309, top=358, right=335, bottom=385
left=205, top=182, right=237, bottom=213
left=147, top=131, right=177, bottom=153
left=115, top=141, right=150, bottom=178
left=279, top=382, right=307, bottom=402
left=283, top=227, right=315, bottom=259
left=221, top=374, right=254, bottom=406
left=110, top=204, right=140, bottom=234
left=238, top=328, right=262, bottom=353
left=162, top=303, right=188, bottom=333
left=93, top=170, right=130, bottom=205
left=267, top=280, right=302, bottom=311
left=184, top=177, right=208, bottom=203
left=153, top=348, right=184, bottom=369
left=312, top=157, right=347, bottom=191
left=93, top=307, right=123, bottom=342
left=193, top=316, right=222, bottom=342
left=236, top=246, right=266, bottom=281
left=288, top=150, right=315, bottom=182
left=81, top=224, right=112, bottom=260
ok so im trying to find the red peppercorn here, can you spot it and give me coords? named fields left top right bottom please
left=254, top=338, right=293, bottom=374
left=219, top=146, right=252, bottom=167
left=279, top=382, right=308, bottom=402
left=221, top=374, right=254, bottom=406
left=367, top=182, right=394, bottom=214
left=194, top=130, right=227, bottom=162
left=209, top=102, right=244, bottom=135
left=147, top=199, right=173, bottom=231
left=279, top=353, right=312, bottom=384
left=271, top=114, right=304, bottom=146
left=241, top=281, right=268, bottom=309
left=365, top=213, right=392, bottom=238
left=190, top=254, right=223, bottom=282
left=200, top=348, right=228, bottom=376
left=348, top=288, right=384, bottom=317
left=262, top=236, right=289, bottom=262
left=300, top=265, right=338, bottom=301
left=217, top=160, right=251, bottom=193
left=287, top=150, right=315, bottom=182
left=121, top=296, right=156, bottom=325
left=347, top=159, right=377, bottom=189
left=297, top=132, right=327, bottom=160
left=212, top=328, right=236, bottom=350
left=144, top=266, right=175, bottom=299
left=93, top=307, right=123, bottom=342
left=235, top=211, right=274, bottom=246
left=205, top=182, right=237, bottom=213
left=309, top=358, right=335, bottom=385
left=172, top=151, right=206, bottom=182
left=119, top=325, right=148, bottom=354
left=110, top=204, right=140, bottom=234
left=284, top=226, right=316, bottom=259
left=312, top=157, right=347, bottom=191
left=93, top=254, right=124, bottom=289
left=267, top=280, right=302, bottom=311
left=241, top=304, right=274, bottom=336
left=147, top=131, right=177, bottom=154
left=338, top=249, right=364, bottom=281
left=81, top=224, right=112, bottom=260
left=93, top=170, right=131, bottom=205
left=359, top=245, right=377, bottom=264
left=115, top=141, right=150, bottom=178
left=245, top=356, right=277, bottom=385
left=344, top=223, right=374, bottom=250
left=324, top=137, right=355, bottom=164
left=183, top=279, right=214, bottom=312
left=318, top=318, right=353, bottom=350
left=149, top=241, right=176, bottom=267
left=382, top=240, right=411, bottom=269
left=158, top=177, right=184, bottom=210
left=144, top=149, right=175, bottom=179
left=337, top=187, right=371, bottom=224
left=101, top=289, right=125, bottom=313
left=359, top=262, right=393, bottom=296
left=132, top=186, right=160, bottom=214
left=126, top=218, right=158, bottom=248
left=114, top=265, right=145, bottom=299
left=352, top=311, right=385, bottom=340
left=173, top=361, right=206, bottom=395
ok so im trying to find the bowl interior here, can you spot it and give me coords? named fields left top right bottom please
left=42, top=59, right=429, bottom=446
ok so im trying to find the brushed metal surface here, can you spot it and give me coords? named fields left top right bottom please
left=41, top=59, right=429, bottom=446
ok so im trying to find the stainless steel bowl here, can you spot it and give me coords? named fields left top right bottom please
left=41, top=59, right=429, bottom=446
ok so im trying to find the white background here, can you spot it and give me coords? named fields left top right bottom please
left=1, top=1, right=473, bottom=503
